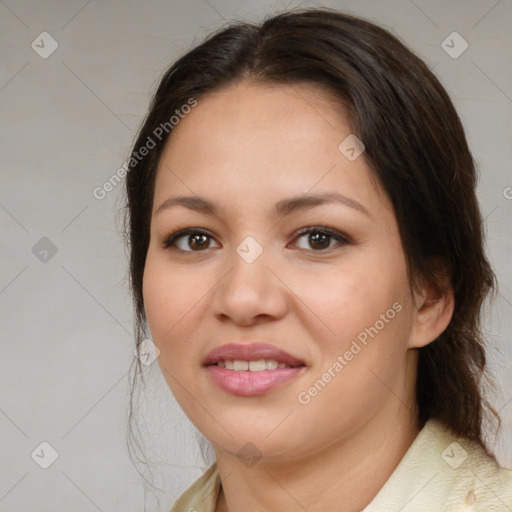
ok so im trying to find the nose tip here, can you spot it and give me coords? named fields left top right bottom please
left=210, top=240, right=288, bottom=326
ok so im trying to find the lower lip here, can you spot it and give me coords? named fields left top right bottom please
left=206, top=365, right=305, bottom=397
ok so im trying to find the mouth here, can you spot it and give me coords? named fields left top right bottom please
left=203, top=342, right=306, bottom=369
left=203, top=342, right=306, bottom=396
left=211, top=359, right=302, bottom=371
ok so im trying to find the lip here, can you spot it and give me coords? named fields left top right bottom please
left=203, top=342, right=305, bottom=367
left=203, top=342, right=307, bottom=397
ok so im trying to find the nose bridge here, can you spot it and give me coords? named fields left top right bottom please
left=225, top=234, right=270, bottom=298
left=235, top=235, right=265, bottom=266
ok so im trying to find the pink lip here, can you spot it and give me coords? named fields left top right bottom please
left=204, top=342, right=306, bottom=397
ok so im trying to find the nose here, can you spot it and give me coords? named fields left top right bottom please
left=210, top=243, right=288, bottom=326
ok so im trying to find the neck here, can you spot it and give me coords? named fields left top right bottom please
left=214, top=407, right=421, bottom=512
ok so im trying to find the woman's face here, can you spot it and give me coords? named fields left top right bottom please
left=143, top=81, right=428, bottom=461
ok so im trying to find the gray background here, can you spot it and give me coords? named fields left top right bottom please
left=1, top=0, right=511, bottom=510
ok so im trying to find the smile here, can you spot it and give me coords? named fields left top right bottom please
left=215, top=359, right=297, bottom=371
left=204, top=341, right=307, bottom=396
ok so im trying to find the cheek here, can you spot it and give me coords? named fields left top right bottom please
left=142, top=252, right=201, bottom=354
left=291, top=251, right=406, bottom=335
left=142, top=253, right=209, bottom=404
left=289, top=250, right=413, bottom=395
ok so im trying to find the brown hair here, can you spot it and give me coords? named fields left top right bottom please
left=122, top=7, right=500, bottom=478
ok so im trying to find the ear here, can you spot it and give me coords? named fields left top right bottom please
left=407, top=263, right=455, bottom=349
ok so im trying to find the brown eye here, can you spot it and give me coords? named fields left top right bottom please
left=292, top=227, right=349, bottom=251
left=163, top=229, right=219, bottom=252
left=186, top=233, right=210, bottom=250
left=307, top=231, right=331, bottom=250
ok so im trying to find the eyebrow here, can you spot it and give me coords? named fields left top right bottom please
left=154, top=192, right=372, bottom=218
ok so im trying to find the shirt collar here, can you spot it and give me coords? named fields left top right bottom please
left=170, top=418, right=511, bottom=511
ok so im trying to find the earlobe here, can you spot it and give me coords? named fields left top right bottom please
left=408, top=281, right=455, bottom=349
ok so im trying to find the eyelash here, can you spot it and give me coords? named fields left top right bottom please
left=161, top=226, right=350, bottom=253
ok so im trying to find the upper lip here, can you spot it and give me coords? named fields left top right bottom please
left=203, top=342, right=306, bottom=367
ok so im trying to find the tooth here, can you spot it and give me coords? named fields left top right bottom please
left=220, top=359, right=294, bottom=371
left=249, top=359, right=267, bottom=372
left=233, top=360, right=249, bottom=371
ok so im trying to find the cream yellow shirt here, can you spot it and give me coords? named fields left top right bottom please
left=169, top=419, right=512, bottom=511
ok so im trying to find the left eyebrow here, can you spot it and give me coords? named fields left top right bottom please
left=274, top=192, right=372, bottom=219
left=154, top=192, right=372, bottom=218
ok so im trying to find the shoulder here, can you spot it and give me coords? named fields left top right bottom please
left=169, top=463, right=221, bottom=512
left=446, top=430, right=512, bottom=511
left=364, top=419, right=512, bottom=511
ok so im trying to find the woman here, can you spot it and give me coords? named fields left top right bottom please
left=123, top=7, right=512, bottom=511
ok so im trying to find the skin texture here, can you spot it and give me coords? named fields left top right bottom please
left=142, top=81, right=455, bottom=512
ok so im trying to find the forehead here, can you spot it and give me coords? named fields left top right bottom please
left=153, top=80, right=390, bottom=218
left=160, top=80, right=352, bottom=160
left=165, top=80, right=352, bottom=145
